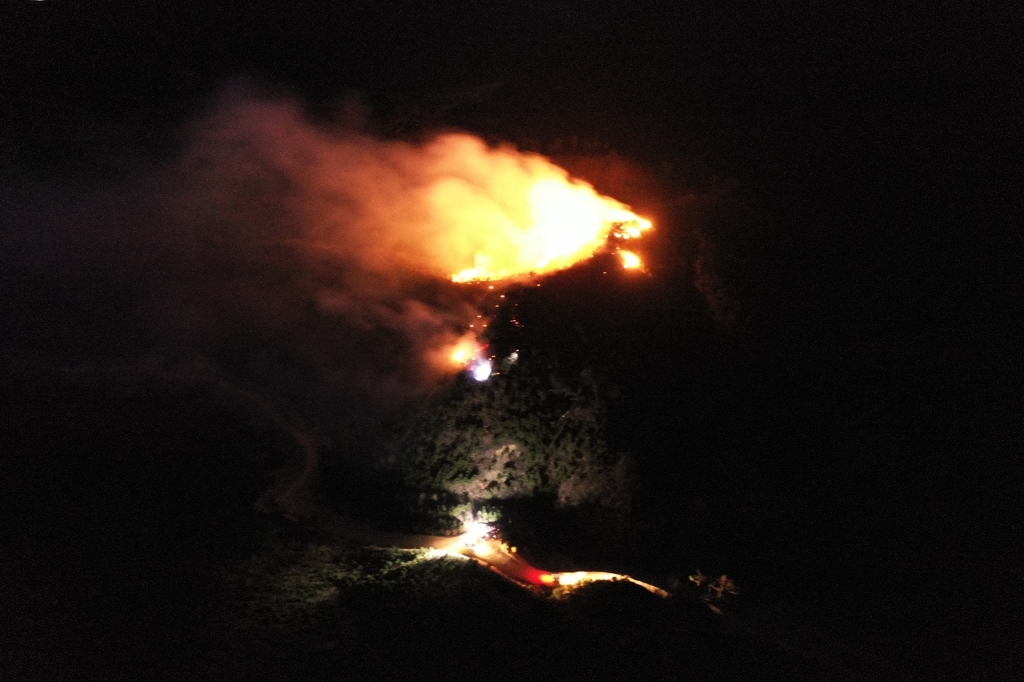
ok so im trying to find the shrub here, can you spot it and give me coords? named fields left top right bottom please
left=387, top=354, right=631, bottom=511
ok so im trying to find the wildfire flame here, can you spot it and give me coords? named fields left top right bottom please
left=302, top=131, right=653, bottom=376
left=447, top=334, right=483, bottom=367
left=419, top=137, right=651, bottom=282
left=618, top=250, right=643, bottom=270
left=432, top=332, right=493, bottom=380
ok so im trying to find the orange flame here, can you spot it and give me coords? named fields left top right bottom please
left=448, top=184, right=651, bottom=281
left=618, top=250, right=643, bottom=270
left=397, top=135, right=652, bottom=283
left=610, top=217, right=653, bottom=240
left=435, top=332, right=485, bottom=372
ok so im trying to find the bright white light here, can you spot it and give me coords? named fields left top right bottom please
left=470, top=358, right=492, bottom=381
left=462, top=521, right=493, bottom=542
left=459, top=520, right=497, bottom=556
left=550, top=571, right=622, bottom=587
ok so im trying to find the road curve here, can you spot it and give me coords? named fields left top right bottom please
left=10, top=358, right=668, bottom=597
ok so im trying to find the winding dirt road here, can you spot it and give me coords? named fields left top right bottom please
left=242, top=374, right=670, bottom=597
left=21, top=358, right=667, bottom=597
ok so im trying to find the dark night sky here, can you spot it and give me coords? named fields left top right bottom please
left=2, top=1, right=1022, bottom=678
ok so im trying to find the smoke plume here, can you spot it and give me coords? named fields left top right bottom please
left=2, top=81, right=663, bottom=473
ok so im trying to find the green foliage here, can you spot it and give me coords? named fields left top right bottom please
left=387, top=355, right=631, bottom=510
left=228, top=539, right=501, bottom=640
